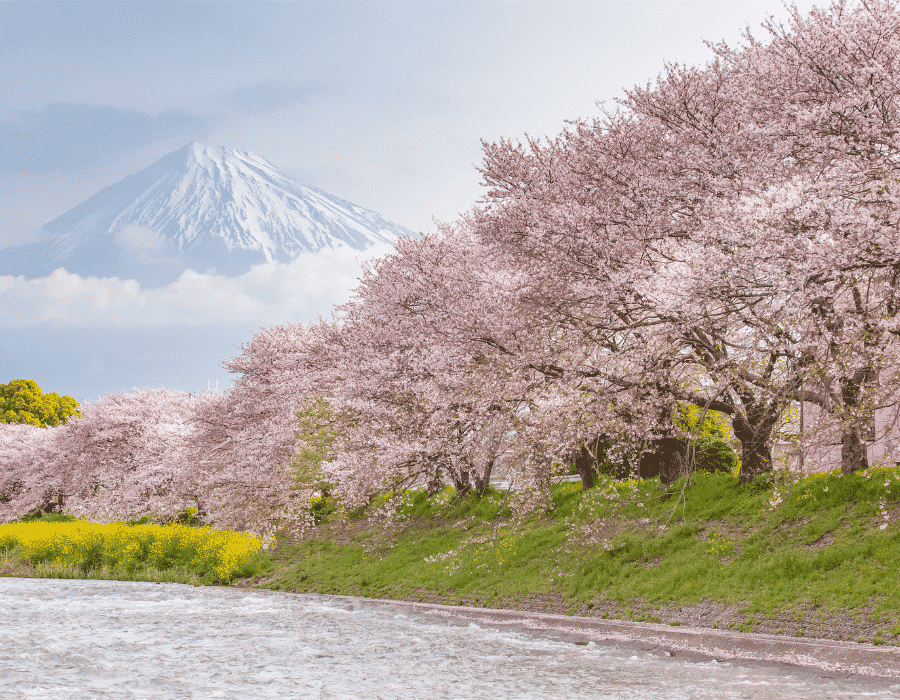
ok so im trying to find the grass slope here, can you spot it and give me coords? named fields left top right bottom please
left=237, top=467, right=900, bottom=645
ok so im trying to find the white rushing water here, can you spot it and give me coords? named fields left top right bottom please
left=1, top=578, right=897, bottom=699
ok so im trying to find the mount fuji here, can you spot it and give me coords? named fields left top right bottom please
left=1, top=142, right=416, bottom=288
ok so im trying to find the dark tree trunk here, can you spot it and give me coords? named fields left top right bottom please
left=26, top=492, right=65, bottom=520
left=737, top=438, right=773, bottom=482
left=840, top=426, right=868, bottom=475
left=839, top=369, right=875, bottom=474
left=639, top=437, right=686, bottom=485
left=451, top=469, right=472, bottom=499
left=574, top=452, right=597, bottom=490
left=569, top=435, right=641, bottom=488
left=450, top=458, right=494, bottom=500
left=425, top=457, right=445, bottom=496
left=732, top=413, right=774, bottom=483
left=659, top=437, right=687, bottom=485
left=571, top=436, right=608, bottom=490
left=472, top=458, right=494, bottom=499
left=426, top=477, right=445, bottom=497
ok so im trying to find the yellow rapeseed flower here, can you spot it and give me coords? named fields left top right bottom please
left=0, top=521, right=262, bottom=581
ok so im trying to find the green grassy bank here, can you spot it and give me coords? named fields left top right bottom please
left=5, top=466, right=900, bottom=645
left=238, top=467, right=900, bottom=645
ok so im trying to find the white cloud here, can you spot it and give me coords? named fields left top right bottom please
left=0, top=244, right=392, bottom=328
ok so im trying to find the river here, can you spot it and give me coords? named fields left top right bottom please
left=1, top=578, right=897, bottom=699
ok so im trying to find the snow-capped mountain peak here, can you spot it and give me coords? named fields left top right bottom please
left=1, top=142, right=415, bottom=287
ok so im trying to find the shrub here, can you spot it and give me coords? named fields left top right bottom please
left=685, top=437, right=739, bottom=474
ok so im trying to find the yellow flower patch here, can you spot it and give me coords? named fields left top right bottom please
left=0, top=521, right=263, bottom=582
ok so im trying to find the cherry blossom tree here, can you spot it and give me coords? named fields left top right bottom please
left=655, top=0, right=900, bottom=472
left=190, top=320, right=345, bottom=536
left=50, top=388, right=199, bottom=522
left=464, top=0, right=900, bottom=478
left=325, top=218, right=668, bottom=498
left=0, top=422, right=66, bottom=520
left=322, top=231, right=532, bottom=503
left=0, top=388, right=200, bottom=523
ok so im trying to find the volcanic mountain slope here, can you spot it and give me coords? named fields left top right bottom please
left=1, top=142, right=415, bottom=287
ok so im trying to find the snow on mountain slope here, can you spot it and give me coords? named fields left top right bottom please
left=1, top=143, right=415, bottom=287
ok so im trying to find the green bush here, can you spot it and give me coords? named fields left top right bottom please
left=310, top=493, right=339, bottom=525
left=685, top=436, right=739, bottom=474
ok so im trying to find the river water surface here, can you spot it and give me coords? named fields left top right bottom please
left=1, top=578, right=898, bottom=699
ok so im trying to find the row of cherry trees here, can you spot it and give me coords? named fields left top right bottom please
left=320, top=0, right=900, bottom=486
left=4, top=1, right=900, bottom=534
left=461, top=0, right=900, bottom=479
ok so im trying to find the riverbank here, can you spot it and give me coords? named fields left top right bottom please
left=231, top=591, right=900, bottom=680
left=227, top=468, right=900, bottom=650
left=4, top=467, right=900, bottom=664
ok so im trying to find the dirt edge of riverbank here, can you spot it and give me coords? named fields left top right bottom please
left=227, top=583, right=900, bottom=682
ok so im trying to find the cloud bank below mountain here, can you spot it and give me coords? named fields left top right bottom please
left=0, top=243, right=390, bottom=328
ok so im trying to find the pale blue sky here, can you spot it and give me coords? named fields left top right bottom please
left=0, top=0, right=824, bottom=402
